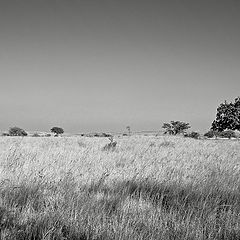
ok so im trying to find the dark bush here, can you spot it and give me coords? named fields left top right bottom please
left=204, top=130, right=236, bottom=139
left=204, top=130, right=218, bottom=138
left=102, top=133, right=112, bottom=137
left=219, top=130, right=236, bottom=139
left=32, top=133, right=40, bottom=137
left=2, top=132, right=10, bottom=136
left=184, top=131, right=200, bottom=139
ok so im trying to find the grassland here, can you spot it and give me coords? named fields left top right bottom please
left=0, top=135, right=240, bottom=239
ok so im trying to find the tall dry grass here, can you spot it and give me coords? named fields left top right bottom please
left=0, top=135, right=240, bottom=239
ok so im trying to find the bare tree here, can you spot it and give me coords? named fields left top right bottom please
left=126, top=126, right=131, bottom=136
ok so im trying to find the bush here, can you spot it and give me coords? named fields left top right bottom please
left=32, top=133, right=40, bottom=137
left=219, top=130, right=236, bottom=139
left=9, top=127, right=27, bottom=136
left=102, top=133, right=112, bottom=137
left=184, top=132, right=200, bottom=139
left=204, top=130, right=236, bottom=139
left=204, top=130, right=218, bottom=138
left=2, top=132, right=10, bottom=136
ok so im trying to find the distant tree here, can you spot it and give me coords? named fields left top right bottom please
left=50, top=127, right=64, bottom=136
left=211, top=97, right=240, bottom=132
left=162, top=121, right=191, bottom=135
left=9, top=127, right=27, bottom=136
left=126, top=126, right=131, bottom=136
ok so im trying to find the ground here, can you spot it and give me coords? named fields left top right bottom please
left=0, top=136, right=240, bottom=239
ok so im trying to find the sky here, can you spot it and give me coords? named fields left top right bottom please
left=0, top=0, right=239, bottom=133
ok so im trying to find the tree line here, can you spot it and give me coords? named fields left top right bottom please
left=1, top=97, right=239, bottom=138
left=2, top=127, right=64, bottom=137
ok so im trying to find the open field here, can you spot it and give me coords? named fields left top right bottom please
left=0, top=136, right=240, bottom=239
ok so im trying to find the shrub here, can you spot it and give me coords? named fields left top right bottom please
left=184, top=132, right=200, bottom=139
left=204, top=130, right=236, bottom=139
left=102, top=133, right=112, bottom=137
left=9, top=127, right=27, bottom=136
left=219, top=130, right=236, bottom=139
left=204, top=130, right=218, bottom=138
left=32, top=133, right=40, bottom=137
left=2, top=132, right=10, bottom=136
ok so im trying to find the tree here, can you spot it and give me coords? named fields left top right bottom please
left=51, top=127, right=64, bottom=136
left=126, top=126, right=131, bottom=136
left=211, top=97, right=240, bottom=132
left=9, top=127, right=28, bottom=136
left=162, top=121, right=191, bottom=135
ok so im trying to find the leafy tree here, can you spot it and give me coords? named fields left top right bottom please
left=9, top=127, right=28, bottom=136
left=211, top=97, right=240, bottom=132
left=50, top=127, right=64, bottom=136
left=162, top=121, right=190, bottom=135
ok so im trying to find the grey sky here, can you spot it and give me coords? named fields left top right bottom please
left=0, top=0, right=239, bottom=133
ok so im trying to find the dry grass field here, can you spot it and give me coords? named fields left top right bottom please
left=0, top=135, right=240, bottom=239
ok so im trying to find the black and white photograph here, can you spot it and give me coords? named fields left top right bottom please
left=0, top=0, right=240, bottom=239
